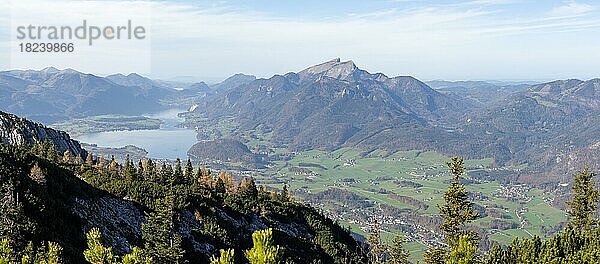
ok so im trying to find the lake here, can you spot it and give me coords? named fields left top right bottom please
left=74, top=109, right=198, bottom=159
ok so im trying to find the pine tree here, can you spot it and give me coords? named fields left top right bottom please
left=124, top=156, right=137, bottom=181
left=62, top=150, right=74, bottom=163
left=109, top=156, right=118, bottom=171
left=122, top=247, right=152, bottom=264
left=184, top=159, right=194, bottom=184
left=45, top=242, right=63, bottom=264
left=86, top=153, right=94, bottom=166
left=423, top=247, right=446, bottom=264
left=142, top=194, right=184, bottom=263
left=239, top=177, right=258, bottom=199
left=215, top=177, right=226, bottom=195
left=0, top=239, right=12, bottom=263
left=83, top=228, right=117, bottom=264
left=159, top=163, right=174, bottom=185
left=447, top=235, right=478, bottom=264
left=173, top=158, right=184, bottom=185
left=567, top=167, right=599, bottom=230
left=388, top=235, right=410, bottom=264
left=244, top=228, right=283, bottom=264
left=438, top=157, right=478, bottom=248
left=137, top=160, right=144, bottom=176
left=366, top=220, right=386, bottom=264
left=280, top=185, right=290, bottom=202
left=43, top=139, right=57, bottom=162
left=210, top=249, right=235, bottom=264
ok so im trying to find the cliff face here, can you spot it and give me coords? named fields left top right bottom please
left=0, top=111, right=87, bottom=158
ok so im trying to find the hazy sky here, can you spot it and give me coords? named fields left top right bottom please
left=1, top=0, right=600, bottom=82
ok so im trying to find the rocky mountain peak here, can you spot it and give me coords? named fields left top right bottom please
left=0, top=111, right=87, bottom=159
left=41, top=67, right=60, bottom=74
left=299, top=58, right=361, bottom=81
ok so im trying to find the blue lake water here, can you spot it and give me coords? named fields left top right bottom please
left=74, top=109, right=198, bottom=159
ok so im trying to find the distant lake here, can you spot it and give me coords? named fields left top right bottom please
left=74, top=109, right=197, bottom=159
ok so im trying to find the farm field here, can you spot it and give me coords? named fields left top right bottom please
left=251, top=147, right=568, bottom=259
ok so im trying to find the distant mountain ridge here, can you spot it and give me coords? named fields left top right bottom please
left=2, top=62, right=599, bottom=184
left=0, top=68, right=172, bottom=123
left=184, top=59, right=600, bottom=183
left=187, top=58, right=471, bottom=153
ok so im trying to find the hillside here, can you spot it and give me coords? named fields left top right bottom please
left=185, top=59, right=472, bottom=152
left=461, top=79, right=600, bottom=171
left=188, top=139, right=266, bottom=167
left=0, top=113, right=365, bottom=263
left=426, top=80, right=529, bottom=107
left=0, top=111, right=87, bottom=159
left=182, top=61, right=600, bottom=183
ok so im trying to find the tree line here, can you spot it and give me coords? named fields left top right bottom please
left=1, top=140, right=599, bottom=263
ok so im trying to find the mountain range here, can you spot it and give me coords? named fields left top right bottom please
left=183, top=59, right=600, bottom=183
left=2, top=59, right=599, bottom=184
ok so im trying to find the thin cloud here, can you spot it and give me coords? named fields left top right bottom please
left=548, top=2, right=594, bottom=18
left=1, top=0, right=600, bottom=81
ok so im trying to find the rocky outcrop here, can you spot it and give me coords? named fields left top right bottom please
left=0, top=110, right=87, bottom=158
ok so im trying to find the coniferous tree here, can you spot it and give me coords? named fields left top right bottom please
left=44, top=242, right=63, bottom=264
left=366, top=220, right=386, bottom=264
left=215, top=177, right=226, bottom=195
left=173, top=158, right=184, bottom=185
left=447, top=235, right=479, bottom=264
left=145, top=159, right=157, bottom=181
left=109, top=156, right=118, bottom=171
left=86, top=153, right=94, bottom=166
left=197, top=164, right=215, bottom=188
left=124, top=156, right=137, bottom=181
left=122, top=247, right=152, bottom=264
left=0, top=238, right=12, bottom=263
left=184, top=159, right=194, bottom=184
left=43, top=139, right=57, bottom=162
left=210, top=249, right=235, bottom=264
left=280, top=185, right=290, bottom=202
left=241, top=177, right=258, bottom=199
left=97, top=155, right=106, bottom=169
left=137, top=160, right=144, bottom=176
left=142, top=194, right=184, bottom=263
left=83, top=228, right=117, bottom=264
left=567, top=167, right=599, bottom=230
left=217, top=172, right=236, bottom=194
left=423, top=247, right=446, bottom=264
left=159, top=163, right=174, bottom=185
left=0, top=183, right=34, bottom=251
left=62, top=150, right=74, bottom=163
left=438, top=157, right=478, bottom=248
left=244, top=228, right=283, bottom=264
left=388, top=235, right=410, bottom=264
left=484, top=244, right=512, bottom=264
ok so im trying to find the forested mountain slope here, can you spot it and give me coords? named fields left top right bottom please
left=0, top=113, right=365, bottom=263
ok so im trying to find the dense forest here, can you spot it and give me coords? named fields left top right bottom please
left=1, top=142, right=599, bottom=263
